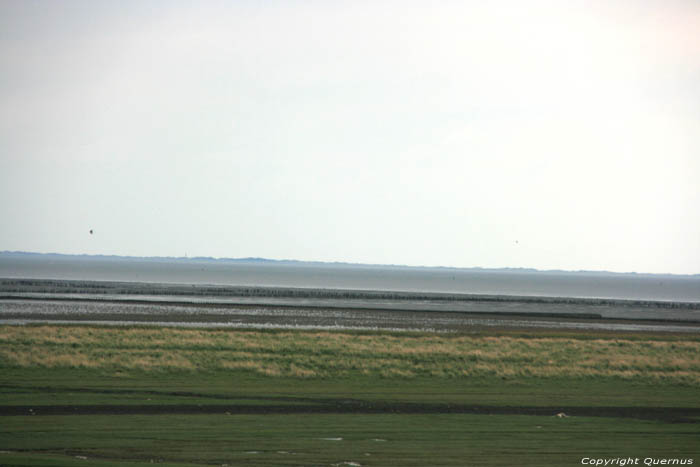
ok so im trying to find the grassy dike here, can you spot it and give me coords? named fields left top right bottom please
left=1, top=325, right=699, bottom=466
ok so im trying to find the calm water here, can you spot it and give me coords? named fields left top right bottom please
left=1, top=254, right=699, bottom=302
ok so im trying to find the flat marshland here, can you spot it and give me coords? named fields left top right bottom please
left=3, top=326, right=700, bottom=382
left=1, top=325, right=700, bottom=466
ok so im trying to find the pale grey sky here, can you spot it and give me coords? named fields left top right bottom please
left=1, top=0, right=699, bottom=274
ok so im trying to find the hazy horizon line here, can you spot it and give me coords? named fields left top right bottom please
left=2, top=250, right=698, bottom=278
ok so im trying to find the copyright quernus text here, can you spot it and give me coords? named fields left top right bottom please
left=581, top=458, right=693, bottom=466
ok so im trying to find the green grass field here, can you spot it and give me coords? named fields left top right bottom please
left=1, top=325, right=699, bottom=466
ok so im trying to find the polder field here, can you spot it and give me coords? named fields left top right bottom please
left=1, top=325, right=699, bottom=466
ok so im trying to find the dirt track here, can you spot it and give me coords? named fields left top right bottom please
left=2, top=402, right=699, bottom=422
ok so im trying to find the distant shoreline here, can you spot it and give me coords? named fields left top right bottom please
left=2, top=250, right=698, bottom=277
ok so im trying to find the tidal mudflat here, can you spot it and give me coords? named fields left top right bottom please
left=2, top=279, right=700, bottom=333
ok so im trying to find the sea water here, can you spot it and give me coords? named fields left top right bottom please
left=1, top=253, right=699, bottom=302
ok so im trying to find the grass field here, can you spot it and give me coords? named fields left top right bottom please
left=1, top=325, right=699, bottom=466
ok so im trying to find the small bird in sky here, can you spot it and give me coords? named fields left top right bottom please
left=89, top=229, right=93, bottom=235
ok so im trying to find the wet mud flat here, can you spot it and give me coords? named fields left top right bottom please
left=1, top=278, right=700, bottom=332
left=2, top=298, right=700, bottom=333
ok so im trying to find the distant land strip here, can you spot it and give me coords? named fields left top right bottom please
left=5, top=250, right=700, bottom=276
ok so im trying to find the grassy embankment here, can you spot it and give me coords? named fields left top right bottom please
left=1, top=325, right=700, bottom=466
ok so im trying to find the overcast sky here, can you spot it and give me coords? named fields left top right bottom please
left=1, top=1, right=699, bottom=274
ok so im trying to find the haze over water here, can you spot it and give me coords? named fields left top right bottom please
left=2, top=253, right=699, bottom=303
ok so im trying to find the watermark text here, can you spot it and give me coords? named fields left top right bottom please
left=581, top=458, right=693, bottom=466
